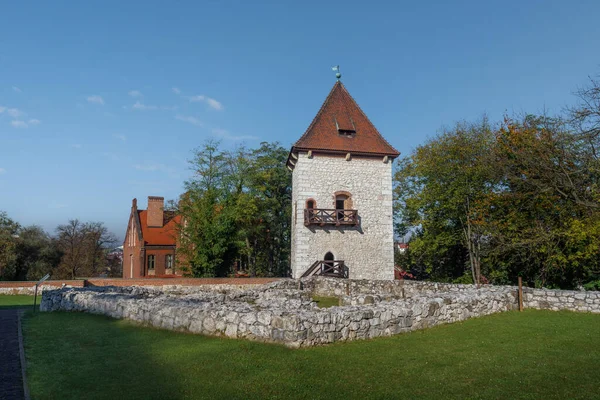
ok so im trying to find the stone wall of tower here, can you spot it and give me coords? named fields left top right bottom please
left=291, top=153, right=395, bottom=280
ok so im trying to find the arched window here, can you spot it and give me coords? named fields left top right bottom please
left=305, top=199, right=316, bottom=209
left=324, top=252, right=334, bottom=262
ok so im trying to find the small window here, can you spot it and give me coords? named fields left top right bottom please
left=166, top=254, right=173, bottom=269
left=147, top=255, right=155, bottom=270
left=306, top=199, right=316, bottom=209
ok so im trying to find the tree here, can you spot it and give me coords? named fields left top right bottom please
left=394, top=118, right=496, bottom=284
left=15, top=225, right=62, bottom=281
left=177, top=140, right=291, bottom=277
left=482, top=114, right=600, bottom=288
left=0, top=211, right=20, bottom=280
left=55, top=220, right=117, bottom=279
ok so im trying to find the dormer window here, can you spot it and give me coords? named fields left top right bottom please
left=335, top=117, right=356, bottom=137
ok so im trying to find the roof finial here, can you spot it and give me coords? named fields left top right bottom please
left=332, top=65, right=341, bottom=80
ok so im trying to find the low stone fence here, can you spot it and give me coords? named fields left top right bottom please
left=308, top=278, right=600, bottom=312
left=39, top=277, right=600, bottom=347
left=41, top=279, right=517, bottom=347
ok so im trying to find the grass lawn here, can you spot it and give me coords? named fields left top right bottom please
left=0, top=294, right=39, bottom=309
left=23, top=310, right=600, bottom=400
left=312, top=295, right=340, bottom=308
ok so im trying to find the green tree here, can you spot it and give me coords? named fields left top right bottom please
left=394, top=118, right=496, bottom=283
left=0, top=211, right=20, bottom=280
left=178, top=140, right=291, bottom=277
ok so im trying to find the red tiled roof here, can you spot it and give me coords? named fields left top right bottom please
left=138, top=210, right=180, bottom=246
left=290, top=81, right=400, bottom=158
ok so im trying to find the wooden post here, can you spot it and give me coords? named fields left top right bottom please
left=33, top=284, right=38, bottom=313
left=518, top=277, right=523, bottom=312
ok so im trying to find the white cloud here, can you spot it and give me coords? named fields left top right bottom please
left=0, top=168, right=6, bottom=174
left=71, top=144, right=82, bottom=149
left=175, top=114, right=203, bottom=127
left=12, top=86, right=22, bottom=93
left=128, top=90, right=143, bottom=98
left=113, top=134, right=127, bottom=141
left=11, top=119, right=41, bottom=128
left=187, top=95, right=223, bottom=111
left=172, top=87, right=181, bottom=94
left=87, top=95, right=105, bottom=105
left=102, top=152, right=119, bottom=161
left=10, top=120, right=28, bottom=128
left=7, top=108, right=24, bottom=118
left=0, top=106, right=5, bottom=113
left=132, top=101, right=158, bottom=111
left=212, top=128, right=258, bottom=141
left=134, top=163, right=167, bottom=172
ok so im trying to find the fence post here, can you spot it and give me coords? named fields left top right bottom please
left=518, top=277, right=524, bottom=312
left=33, top=284, right=38, bottom=313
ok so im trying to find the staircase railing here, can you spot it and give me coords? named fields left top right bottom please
left=301, top=260, right=348, bottom=278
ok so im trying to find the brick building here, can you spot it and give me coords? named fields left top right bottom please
left=123, top=196, right=182, bottom=278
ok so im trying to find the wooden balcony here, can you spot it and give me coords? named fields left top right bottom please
left=301, top=260, right=349, bottom=278
left=304, top=208, right=359, bottom=227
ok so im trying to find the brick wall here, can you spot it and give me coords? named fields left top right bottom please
left=0, top=277, right=282, bottom=294
left=84, top=277, right=282, bottom=287
left=0, top=280, right=84, bottom=295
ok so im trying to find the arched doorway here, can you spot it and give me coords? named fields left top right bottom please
left=323, top=252, right=334, bottom=273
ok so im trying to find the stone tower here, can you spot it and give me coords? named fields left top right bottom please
left=287, top=81, right=400, bottom=280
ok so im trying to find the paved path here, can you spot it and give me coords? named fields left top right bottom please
left=0, top=309, right=25, bottom=400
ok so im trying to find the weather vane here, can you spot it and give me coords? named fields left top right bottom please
left=332, top=65, right=341, bottom=80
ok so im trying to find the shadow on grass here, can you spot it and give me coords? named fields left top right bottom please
left=22, top=310, right=600, bottom=400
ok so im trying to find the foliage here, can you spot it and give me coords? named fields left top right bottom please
left=23, top=310, right=600, bottom=399
left=394, top=118, right=496, bottom=283
left=178, top=140, right=291, bottom=277
left=0, top=210, right=119, bottom=281
left=394, top=111, right=600, bottom=289
left=0, top=211, right=20, bottom=280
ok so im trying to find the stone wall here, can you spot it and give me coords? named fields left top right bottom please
left=307, top=277, right=600, bottom=312
left=40, top=277, right=600, bottom=347
left=291, top=153, right=394, bottom=280
left=40, top=278, right=515, bottom=347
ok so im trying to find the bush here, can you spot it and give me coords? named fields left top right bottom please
left=583, top=280, right=600, bottom=291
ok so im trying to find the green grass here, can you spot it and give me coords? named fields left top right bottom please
left=22, top=310, right=600, bottom=400
left=0, top=294, right=39, bottom=309
left=312, top=295, right=340, bottom=308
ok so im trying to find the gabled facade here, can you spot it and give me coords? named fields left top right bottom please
left=288, top=81, right=399, bottom=280
left=123, top=196, right=182, bottom=278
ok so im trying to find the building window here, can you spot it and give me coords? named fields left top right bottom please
left=306, top=199, right=316, bottom=209
left=166, top=254, right=173, bottom=270
left=147, top=255, right=155, bottom=271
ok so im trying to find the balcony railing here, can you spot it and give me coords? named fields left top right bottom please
left=301, top=260, right=349, bottom=278
left=304, top=208, right=358, bottom=227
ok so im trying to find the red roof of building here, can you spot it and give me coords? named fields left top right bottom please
left=290, top=81, right=400, bottom=160
left=138, top=210, right=180, bottom=246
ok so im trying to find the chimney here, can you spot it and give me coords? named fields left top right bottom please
left=132, top=198, right=137, bottom=210
left=147, top=196, right=164, bottom=227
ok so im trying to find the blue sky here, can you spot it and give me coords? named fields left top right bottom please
left=1, top=0, right=599, bottom=240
